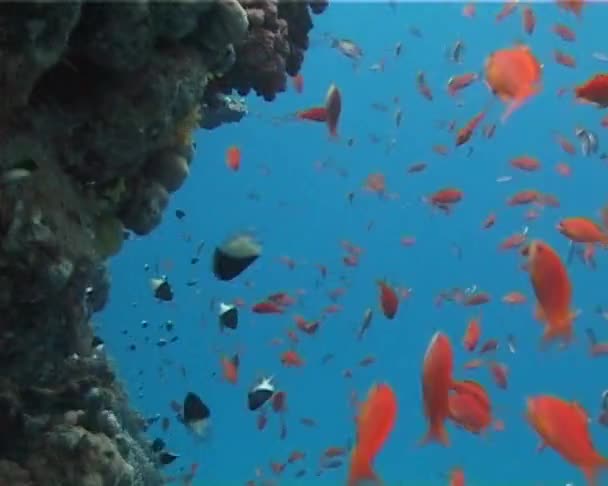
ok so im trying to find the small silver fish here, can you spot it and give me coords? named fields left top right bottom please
left=593, top=51, right=608, bottom=63
left=331, top=38, right=363, bottom=61
left=394, top=108, right=403, bottom=128
left=395, top=42, right=403, bottom=57
left=575, top=127, right=599, bottom=156
left=446, top=40, right=465, bottom=64
left=357, top=308, right=373, bottom=340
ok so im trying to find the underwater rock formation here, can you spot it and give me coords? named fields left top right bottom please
left=209, top=0, right=328, bottom=101
left=0, top=1, right=324, bottom=485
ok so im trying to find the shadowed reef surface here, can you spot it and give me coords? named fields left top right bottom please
left=0, top=1, right=326, bottom=484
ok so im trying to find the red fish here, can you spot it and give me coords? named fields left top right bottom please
left=522, top=240, right=577, bottom=344
left=296, top=107, right=327, bottom=122
left=448, top=380, right=496, bottom=435
left=510, top=155, right=540, bottom=171
left=553, top=23, right=576, bottom=41
left=556, top=0, right=585, bottom=18
left=417, top=71, right=433, bottom=101
left=462, top=317, right=481, bottom=352
left=522, top=7, right=536, bottom=35
left=420, top=332, right=453, bottom=446
left=575, top=74, right=608, bottom=108
left=526, top=395, right=608, bottom=485
left=557, top=217, right=608, bottom=245
left=484, top=45, right=542, bottom=122
left=225, top=145, right=241, bottom=171
left=221, top=353, right=239, bottom=384
left=455, top=112, right=485, bottom=146
left=252, top=300, right=284, bottom=314
left=554, top=49, right=576, bottom=68
left=378, top=280, right=399, bottom=319
left=447, top=73, right=478, bottom=96
left=425, top=188, right=463, bottom=214
left=449, top=468, right=466, bottom=486
left=347, top=383, right=397, bottom=486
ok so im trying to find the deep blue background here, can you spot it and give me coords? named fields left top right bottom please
left=98, top=2, right=608, bottom=484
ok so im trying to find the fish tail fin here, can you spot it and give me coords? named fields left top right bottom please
left=541, top=321, right=573, bottom=346
left=419, top=422, right=450, bottom=447
left=501, top=100, right=522, bottom=123
left=501, top=85, right=538, bottom=123
left=347, top=448, right=379, bottom=486
left=581, top=466, right=599, bottom=486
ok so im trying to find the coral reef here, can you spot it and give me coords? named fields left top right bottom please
left=0, top=1, right=324, bottom=485
left=209, top=0, right=328, bottom=101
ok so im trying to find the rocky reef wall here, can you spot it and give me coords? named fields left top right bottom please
left=0, top=1, right=326, bottom=485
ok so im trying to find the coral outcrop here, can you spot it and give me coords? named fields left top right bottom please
left=0, top=1, right=325, bottom=485
left=209, top=0, right=328, bottom=101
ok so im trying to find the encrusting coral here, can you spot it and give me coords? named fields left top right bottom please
left=0, top=1, right=325, bottom=485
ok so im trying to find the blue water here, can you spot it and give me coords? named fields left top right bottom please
left=99, top=2, right=608, bottom=485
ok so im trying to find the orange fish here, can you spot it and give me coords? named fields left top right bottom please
left=417, top=71, right=433, bottom=101
left=221, top=352, right=239, bottom=384
left=296, top=106, right=327, bottom=122
left=557, top=217, right=608, bottom=245
left=447, top=73, right=478, bottom=96
left=464, top=291, right=490, bottom=306
left=489, top=361, right=508, bottom=389
left=325, top=83, right=342, bottom=138
left=425, top=188, right=463, bottom=214
left=252, top=300, right=283, bottom=314
left=507, top=189, right=541, bottom=205
left=522, top=240, right=577, bottom=344
left=463, top=358, right=484, bottom=370
left=500, top=233, right=527, bottom=251
left=496, top=0, right=518, bottom=21
left=281, top=350, right=304, bottom=367
left=378, top=280, right=399, bottom=319
left=502, top=291, right=527, bottom=304
left=522, top=7, right=536, bottom=35
left=287, top=450, right=305, bottom=463
left=462, top=317, right=481, bottom=352
left=449, top=467, right=466, bottom=486
left=420, top=332, right=453, bottom=446
left=484, top=45, right=542, bottom=122
left=510, top=155, right=540, bottom=171
left=462, top=3, right=475, bottom=17
left=526, top=395, right=608, bottom=486
left=556, top=0, right=585, bottom=17
left=553, top=23, right=576, bottom=41
left=556, top=162, right=571, bottom=176
left=225, top=145, right=241, bottom=171
left=452, top=380, right=491, bottom=411
left=347, top=383, right=397, bottom=486
left=448, top=380, right=495, bottom=435
left=482, top=212, right=496, bottom=229
left=455, top=112, right=485, bottom=146
left=364, top=173, right=386, bottom=195
left=575, top=74, right=608, bottom=108
left=554, top=49, right=576, bottom=68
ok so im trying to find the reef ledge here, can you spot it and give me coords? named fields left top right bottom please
left=0, top=1, right=326, bottom=485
